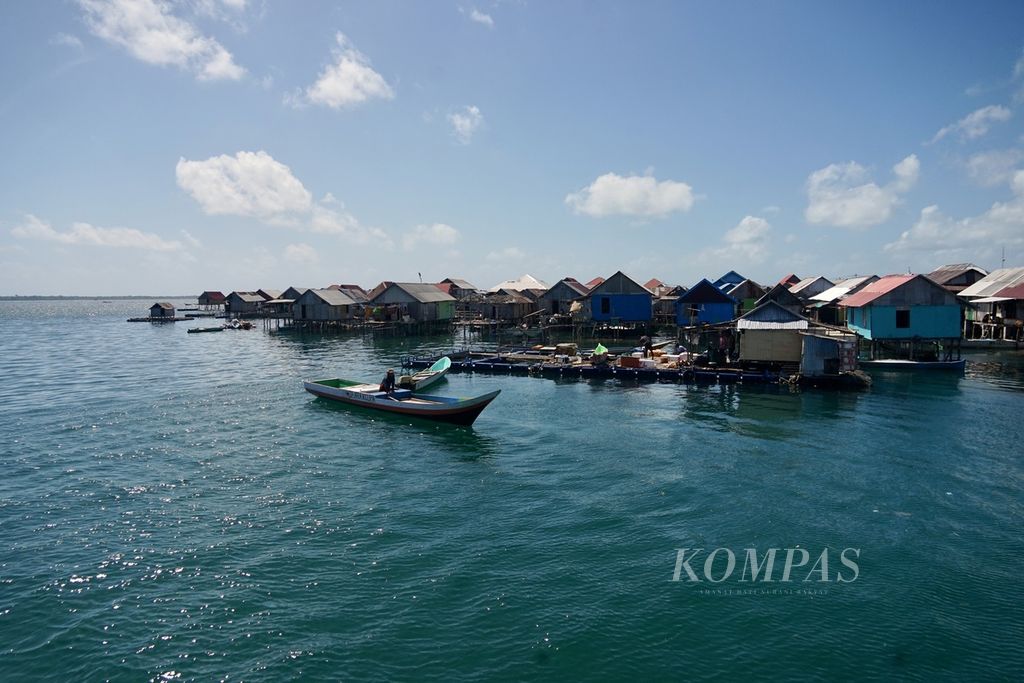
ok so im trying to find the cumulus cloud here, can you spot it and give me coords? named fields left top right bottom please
left=284, top=242, right=318, bottom=265
left=176, top=150, right=313, bottom=223
left=448, top=105, right=483, bottom=144
left=296, top=32, right=394, bottom=109
left=565, top=172, right=696, bottom=218
left=804, top=154, right=919, bottom=228
left=930, top=105, right=1011, bottom=144
left=77, top=0, right=245, bottom=81
left=402, top=223, right=459, bottom=251
left=702, top=216, right=773, bottom=263
left=461, top=7, right=494, bottom=28
left=176, top=150, right=393, bottom=247
left=885, top=170, right=1024, bottom=257
left=966, top=149, right=1024, bottom=187
left=11, top=214, right=184, bottom=251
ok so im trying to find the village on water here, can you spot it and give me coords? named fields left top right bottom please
left=139, top=263, right=1024, bottom=389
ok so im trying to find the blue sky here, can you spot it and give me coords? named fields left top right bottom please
left=1, top=0, right=1023, bottom=295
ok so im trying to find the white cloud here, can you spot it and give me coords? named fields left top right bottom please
left=402, top=223, right=459, bottom=251
left=805, top=154, right=919, bottom=228
left=176, top=150, right=313, bottom=222
left=180, top=229, right=202, bottom=248
left=77, top=0, right=245, bottom=81
left=462, top=7, right=494, bottom=28
left=930, top=105, right=1011, bottom=144
left=885, top=170, right=1024, bottom=257
left=11, top=214, right=184, bottom=251
left=447, top=105, right=483, bottom=144
left=284, top=242, right=318, bottom=265
left=298, top=32, right=394, bottom=109
left=176, top=150, right=394, bottom=247
left=702, top=216, right=772, bottom=263
left=565, top=172, right=696, bottom=218
left=310, top=197, right=392, bottom=246
left=52, top=32, right=84, bottom=48
left=486, top=246, right=524, bottom=261
left=966, top=149, right=1024, bottom=187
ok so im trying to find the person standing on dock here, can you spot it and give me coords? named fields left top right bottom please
left=640, top=334, right=652, bottom=358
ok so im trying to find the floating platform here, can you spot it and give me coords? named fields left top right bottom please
left=127, top=317, right=190, bottom=322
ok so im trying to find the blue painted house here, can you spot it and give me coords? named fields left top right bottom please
left=675, top=279, right=737, bottom=326
left=840, top=274, right=961, bottom=341
left=588, top=271, right=653, bottom=322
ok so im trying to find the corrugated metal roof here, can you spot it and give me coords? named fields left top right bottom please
left=737, top=300, right=810, bottom=329
left=309, top=288, right=357, bottom=306
left=391, top=283, right=458, bottom=303
left=838, top=274, right=916, bottom=307
left=789, top=275, right=834, bottom=295
left=443, top=278, right=477, bottom=290
left=995, top=283, right=1024, bottom=299
left=488, top=274, right=550, bottom=293
left=231, top=292, right=265, bottom=303
left=927, top=263, right=987, bottom=285
left=958, top=267, right=1024, bottom=298
left=810, top=275, right=879, bottom=303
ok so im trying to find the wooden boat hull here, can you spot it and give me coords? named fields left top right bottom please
left=859, top=359, right=966, bottom=371
left=407, top=356, right=451, bottom=392
left=304, top=379, right=499, bottom=426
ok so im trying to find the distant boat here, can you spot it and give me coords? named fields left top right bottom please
left=187, top=326, right=224, bottom=334
left=304, top=378, right=500, bottom=425
left=400, top=356, right=451, bottom=392
left=859, top=359, right=966, bottom=371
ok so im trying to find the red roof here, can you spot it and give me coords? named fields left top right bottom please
left=644, top=278, right=663, bottom=290
left=585, top=277, right=605, bottom=289
left=434, top=282, right=454, bottom=294
left=839, top=274, right=917, bottom=308
left=996, top=283, right=1024, bottom=299
left=777, top=273, right=800, bottom=286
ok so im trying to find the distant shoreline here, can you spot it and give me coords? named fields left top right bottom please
left=0, top=295, right=194, bottom=301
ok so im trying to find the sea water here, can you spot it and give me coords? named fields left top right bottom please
left=0, top=299, right=1022, bottom=680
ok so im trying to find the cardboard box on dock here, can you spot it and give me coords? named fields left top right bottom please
left=619, top=356, right=642, bottom=368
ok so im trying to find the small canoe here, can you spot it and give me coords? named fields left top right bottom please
left=400, top=356, right=451, bottom=392
left=187, top=326, right=224, bottom=333
left=304, top=378, right=500, bottom=426
left=859, top=359, right=966, bottom=371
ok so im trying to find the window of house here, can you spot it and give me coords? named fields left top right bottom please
left=896, top=309, right=910, bottom=329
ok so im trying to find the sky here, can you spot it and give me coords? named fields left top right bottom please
left=1, top=0, right=1024, bottom=296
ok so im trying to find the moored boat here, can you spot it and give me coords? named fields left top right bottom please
left=399, top=356, right=451, bottom=392
left=303, top=378, right=500, bottom=425
left=187, top=326, right=224, bottom=333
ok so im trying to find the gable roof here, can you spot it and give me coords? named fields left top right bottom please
left=441, top=277, right=477, bottom=290
left=589, top=271, right=651, bottom=296
left=584, top=276, right=605, bottom=289
left=488, top=274, right=550, bottom=293
left=789, top=275, right=835, bottom=296
left=257, top=289, right=282, bottom=300
left=644, top=278, right=663, bottom=290
left=307, top=288, right=358, bottom=306
left=737, top=300, right=810, bottom=330
left=756, top=283, right=804, bottom=308
left=778, top=273, right=801, bottom=286
left=677, top=278, right=736, bottom=304
left=379, top=282, right=457, bottom=303
left=713, top=270, right=746, bottom=289
left=151, top=302, right=175, bottom=310
left=927, top=263, right=987, bottom=285
left=838, top=274, right=956, bottom=308
left=958, top=267, right=1024, bottom=298
left=229, top=291, right=265, bottom=303
left=810, top=276, right=879, bottom=304
left=727, top=279, right=766, bottom=300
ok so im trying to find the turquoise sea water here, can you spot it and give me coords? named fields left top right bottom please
left=1, top=299, right=1022, bottom=681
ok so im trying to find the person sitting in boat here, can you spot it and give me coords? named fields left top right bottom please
left=379, top=369, right=396, bottom=394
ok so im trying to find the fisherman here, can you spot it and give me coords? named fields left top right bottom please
left=640, top=334, right=652, bottom=358
left=379, top=368, right=396, bottom=394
